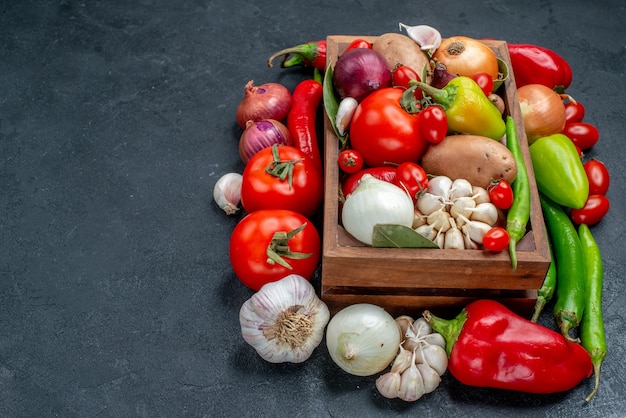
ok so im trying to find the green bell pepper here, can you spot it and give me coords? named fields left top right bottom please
left=529, top=133, right=589, bottom=209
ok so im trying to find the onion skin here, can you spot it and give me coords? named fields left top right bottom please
left=236, top=80, right=292, bottom=128
left=239, top=119, right=292, bottom=164
left=333, top=48, right=392, bottom=103
left=434, top=37, right=499, bottom=80
left=518, top=84, right=566, bottom=143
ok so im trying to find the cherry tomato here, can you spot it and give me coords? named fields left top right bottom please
left=337, top=149, right=364, bottom=174
left=562, top=122, right=599, bottom=150
left=584, top=159, right=610, bottom=196
left=341, top=166, right=397, bottom=198
left=394, top=162, right=429, bottom=203
left=392, top=64, right=420, bottom=89
left=419, top=106, right=448, bottom=144
left=350, top=88, right=428, bottom=167
left=570, top=194, right=610, bottom=225
left=472, top=72, right=495, bottom=96
left=229, top=209, right=321, bottom=291
left=487, top=179, right=514, bottom=210
left=482, top=227, right=510, bottom=252
left=342, top=38, right=372, bottom=54
left=240, top=144, right=323, bottom=218
left=564, top=100, right=585, bottom=125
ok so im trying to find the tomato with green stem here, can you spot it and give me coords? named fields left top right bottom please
left=337, top=149, right=364, bottom=174
left=471, top=72, right=494, bottom=96
left=392, top=65, right=423, bottom=100
left=393, top=162, right=428, bottom=203
left=419, top=106, right=448, bottom=144
left=482, top=227, right=510, bottom=252
left=229, top=209, right=321, bottom=291
left=488, top=179, right=514, bottom=210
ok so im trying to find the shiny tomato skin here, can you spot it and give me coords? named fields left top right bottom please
left=419, top=106, right=448, bottom=144
left=392, top=65, right=420, bottom=89
left=229, top=209, right=321, bottom=291
left=488, top=179, right=514, bottom=210
left=584, top=159, right=610, bottom=196
left=482, top=227, right=510, bottom=252
left=564, top=100, right=585, bottom=125
left=472, top=72, right=494, bottom=96
left=350, top=88, right=427, bottom=167
left=338, top=149, right=364, bottom=174
left=341, top=166, right=397, bottom=198
left=563, top=122, right=599, bottom=150
left=394, top=162, right=428, bottom=203
left=570, top=194, right=610, bottom=225
left=240, top=145, right=323, bottom=218
left=343, top=38, right=371, bottom=54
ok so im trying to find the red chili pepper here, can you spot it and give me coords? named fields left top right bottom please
left=287, top=79, right=323, bottom=173
left=342, top=38, right=372, bottom=54
left=424, top=299, right=593, bottom=394
left=507, top=43, right=573, bottom=92
left=267, top=40, right=327, bottom=70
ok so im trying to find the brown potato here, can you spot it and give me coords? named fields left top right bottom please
left=372, top=33, right=430, bottom=79
left=421, top=135, right=518, bottom=188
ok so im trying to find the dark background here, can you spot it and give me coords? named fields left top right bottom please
left=1, top=1, right=625, bottom=417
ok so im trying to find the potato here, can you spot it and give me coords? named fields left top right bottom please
left=421, top=135, right=518, bottom=188
left=372, top=33, right=430, bottom=79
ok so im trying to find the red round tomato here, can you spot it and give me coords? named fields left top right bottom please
left=583, top=159, right=610, bottom=196
left=338, top=149, right=364, bottom=174
left=341, top=166, right=397, bottom=198
left=392, top=64, right=420, bottom=89
left=482, top=227, right=510, bottom=252
left=487, top=179, right=514, bottom=210
left=570, top=195, right=610, bottom=225
left=562, top=122, right=599, bottom=150
left=471, top=72, right=494, bottom=96
left=240, top=144, right=323, bottom=218
left=419, top=106, right=448, bottom=144
left=229, top=209, right=321, bottom=291
left=394, top=162, right=428, bottom=203
left=564, top=100, right=585, bottom=125
left=350, top=88, right=428, bottom=167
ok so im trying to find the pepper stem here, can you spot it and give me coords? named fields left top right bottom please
left=555, top=309, right=581, bottom=343
left=423, top=308, right=467, bottom=357
left=408, top=80, right=457, bottom=109
left=268, top=42, right=318, bottom=68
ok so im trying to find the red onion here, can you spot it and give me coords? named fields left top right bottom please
left=332, top=49, right=392, bottom=102
left=236, top=80, right=292, bottom=128
left=239, top=119, right=292, bottom=164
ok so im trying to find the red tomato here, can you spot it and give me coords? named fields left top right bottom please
left=487, top=179, right=514, bottom=210
left=562, top=122, right=599, bottom=150
left=419, top=106, right=448, bottom=144
left=341, top=166, right=397, bottom=198
left=350, top=88, right=428, bottom=167
left=337, top=149, right=364, bottom=174
left=343, top=38, right=371, bottom=54
left=229, top=209, right=321, bottom=291
left=570, top=194, right=610, bottom=225
left=392, top=64, right=421, bottom=89
left=564, top=100, right=585, bottom=125
left=240, top=144, right=323, bottom=218
left=584, top=159, right=610, bottom=196
left=482, top=227, right=510, bottom=252
left=471, top=72, right=494, bottom=96
left=394, top=162, right=429, bottom=203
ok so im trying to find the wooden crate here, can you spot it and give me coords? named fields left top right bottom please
left=321, top=35, right=551, bottom=318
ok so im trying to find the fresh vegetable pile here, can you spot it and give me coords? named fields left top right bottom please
left=213, top=23, right=611, bottom=405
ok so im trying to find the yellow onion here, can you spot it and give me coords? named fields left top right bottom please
left=433, top=36, right=499, bottom=80
left=518, top=84, right=566, bottom=143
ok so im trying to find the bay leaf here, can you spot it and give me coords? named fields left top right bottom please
left=372, top=224, right=439, bottom=248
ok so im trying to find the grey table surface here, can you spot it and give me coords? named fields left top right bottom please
left=1, top=1, right=625, bottom=417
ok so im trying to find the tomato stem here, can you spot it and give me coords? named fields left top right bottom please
left=265, top=144, right=302, bottom=188
left=266, top=223, right=314, bottom=269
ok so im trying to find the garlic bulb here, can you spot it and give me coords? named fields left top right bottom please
left=239, top=274, right=330, bottom=364
left=213, top=172, right=242, bottom=215
left=342, top=174, right=414, bottom=245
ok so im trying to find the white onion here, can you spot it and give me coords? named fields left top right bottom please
left=341, top=174, right=414, bottom=245
left=326, top=303, right=401, bottom=376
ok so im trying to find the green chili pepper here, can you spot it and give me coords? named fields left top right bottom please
left=529, top=133, right=589, bottom=209
left=530, top=237, right=556, bottom=323
left=410, top=76, right=505, bottom=140
left=539, top=193, right=586, bottom=343
left=504, top=116, right=530, bottom=271
left=578, top=223, right=607, bottom=403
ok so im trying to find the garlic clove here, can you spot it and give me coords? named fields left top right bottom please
left=412, top=317, right=432, bottom=338
left=391, top=344, right=414, bottom=374
left=335, top=97, right=358, bottom=136
left=398, top=23, right=442, bottom=55
left=416, top=363, right=442, bottom=394
left=395, top=315, right=415, bottom=338
left=422, top=332, right=446, bottom=349
left=420, top=344, right=448, bottom=376
left=213, top=172, right=243, bottom=215
left=472, top=185, right=491, bottom=205
left=398, top=350, right=426, bottom=402
left=239, top=274, right=330, bottom=364
left=376, top=371, right=402, bottom=399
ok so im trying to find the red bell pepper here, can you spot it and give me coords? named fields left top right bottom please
left=424, top=299, right=593, bottom=394
left=507, top=43, right=573, bottom=92
left=267, top=40, right=327, bottom=70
